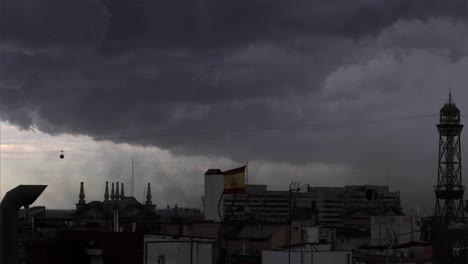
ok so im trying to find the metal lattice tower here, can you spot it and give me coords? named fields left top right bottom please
left=434, top=92, right=465, bottom=222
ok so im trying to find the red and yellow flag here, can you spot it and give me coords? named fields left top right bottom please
left=223, top=166, right=246, bottom=194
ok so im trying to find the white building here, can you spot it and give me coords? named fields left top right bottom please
left=144, top=235, right=216, bottom=264
left=202, top=169, right=224, bottom=222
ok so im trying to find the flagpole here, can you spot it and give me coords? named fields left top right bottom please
left=0, top=121, right=2, bottom=200
left=246, top=161, right=249, bottom=185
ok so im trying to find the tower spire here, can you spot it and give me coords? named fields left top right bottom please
left=435, top=92, right=464, bottom=222
left=449, top=84, right=453, bottom=104
left=104, top=181, right=109, bottom=202
left=120, top=183, right=125, bottom=199
left=145, top=183, right=152, bottom=205
left=78, top=182, right=85, bottom=205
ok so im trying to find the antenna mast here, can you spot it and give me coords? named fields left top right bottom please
left=386, top=169, right=389, bottom=189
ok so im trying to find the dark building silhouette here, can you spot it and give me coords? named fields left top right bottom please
left=0, top=185, right=47, bottom=264
left=27, top=230, right=144, bottom=264
left=73, top=182, right=159, bottom=233
left=18, top=181, right=212, bottom=264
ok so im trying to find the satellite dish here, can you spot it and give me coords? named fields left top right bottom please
left=60, top=150, right=64, bottom=159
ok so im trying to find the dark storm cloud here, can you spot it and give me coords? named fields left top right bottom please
left=0, top=0, right=467, bottom=174
left=1, top=0, right=467, bottom=51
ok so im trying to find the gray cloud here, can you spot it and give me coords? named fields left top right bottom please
left=1, top=0, right=467, bottom=53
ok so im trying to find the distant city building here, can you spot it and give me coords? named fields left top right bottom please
left=202, top=171, right=401, bottom=226
left=73, top=181, right=159, bottom=233
left=19, top=206, right=74, bottom=239
left=222, top=184, right=317, bottom=223
left=157, top=204, right=203, bottom=222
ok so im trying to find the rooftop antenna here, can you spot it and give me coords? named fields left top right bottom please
left=246, top=161, right=249, bottom=185
left=386, top=169, right=389, bottom=189
left=152, top=150, right=170, bottom=208
left=449, top=83, right=452, bottom=103
left=156, top=172, right=170, bottom=209
left=131, top=155, right=134, bottom=197
left=0, top=121, right=2, bottom=200
left=403, top=203, right=428, bottom=217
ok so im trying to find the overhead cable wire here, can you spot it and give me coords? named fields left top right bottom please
left=0, top=112, right=440, bottom=155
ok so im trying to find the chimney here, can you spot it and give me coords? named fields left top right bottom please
left=111, top=183, right=115, bottom=201
left=104, top=181, right=109, bottom=202
left=78, top=182, right=85, bottom=205
left=0, top=185, right=47, bottom=264
left=120, top=183, right=125, bottom=200
left=116, top=181, right=120, bottom=201
left=145, top=183, right=152, bottom=205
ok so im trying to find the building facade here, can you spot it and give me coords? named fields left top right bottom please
left=219, top=183, right=400, bottom=226
left=73, top=181, right=159, bottom=233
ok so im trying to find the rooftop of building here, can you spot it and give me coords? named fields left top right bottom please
left=157, top=205, right=203, bottom=221
left=222, top=184, right=395, bottom=195
left=19, top=206, right=75, bottom=220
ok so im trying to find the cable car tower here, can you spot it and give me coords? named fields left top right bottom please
left=434, top=92, right=465, bottom=222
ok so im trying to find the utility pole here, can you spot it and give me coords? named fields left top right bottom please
left=132, top=155, right=134, bottom=197
left=288, top=188, right=292, bottom=264
left=288, top=182, right=310, bottom=264
left=0, top=121, right=2, bottom=200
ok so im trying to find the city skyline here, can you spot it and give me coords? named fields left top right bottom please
left=0, top=1, right=468, bottom=213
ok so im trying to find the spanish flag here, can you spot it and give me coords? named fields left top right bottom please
left=223, top=166, right=246, bottom=194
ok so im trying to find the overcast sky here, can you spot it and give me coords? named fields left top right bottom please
left=1, top=0, right=468, bottom=212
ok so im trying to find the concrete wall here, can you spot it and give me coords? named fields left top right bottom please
left=262, top=251, right=301, bottom=264
left=144, top=236, right=214, bottom=264
left=204, top=173, right=224, bottom=222
left=270, top=226, right=302, bottom=249
left=311, top=251, right=352, bottom=264
left=183, top=222, right=220, bottom=239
